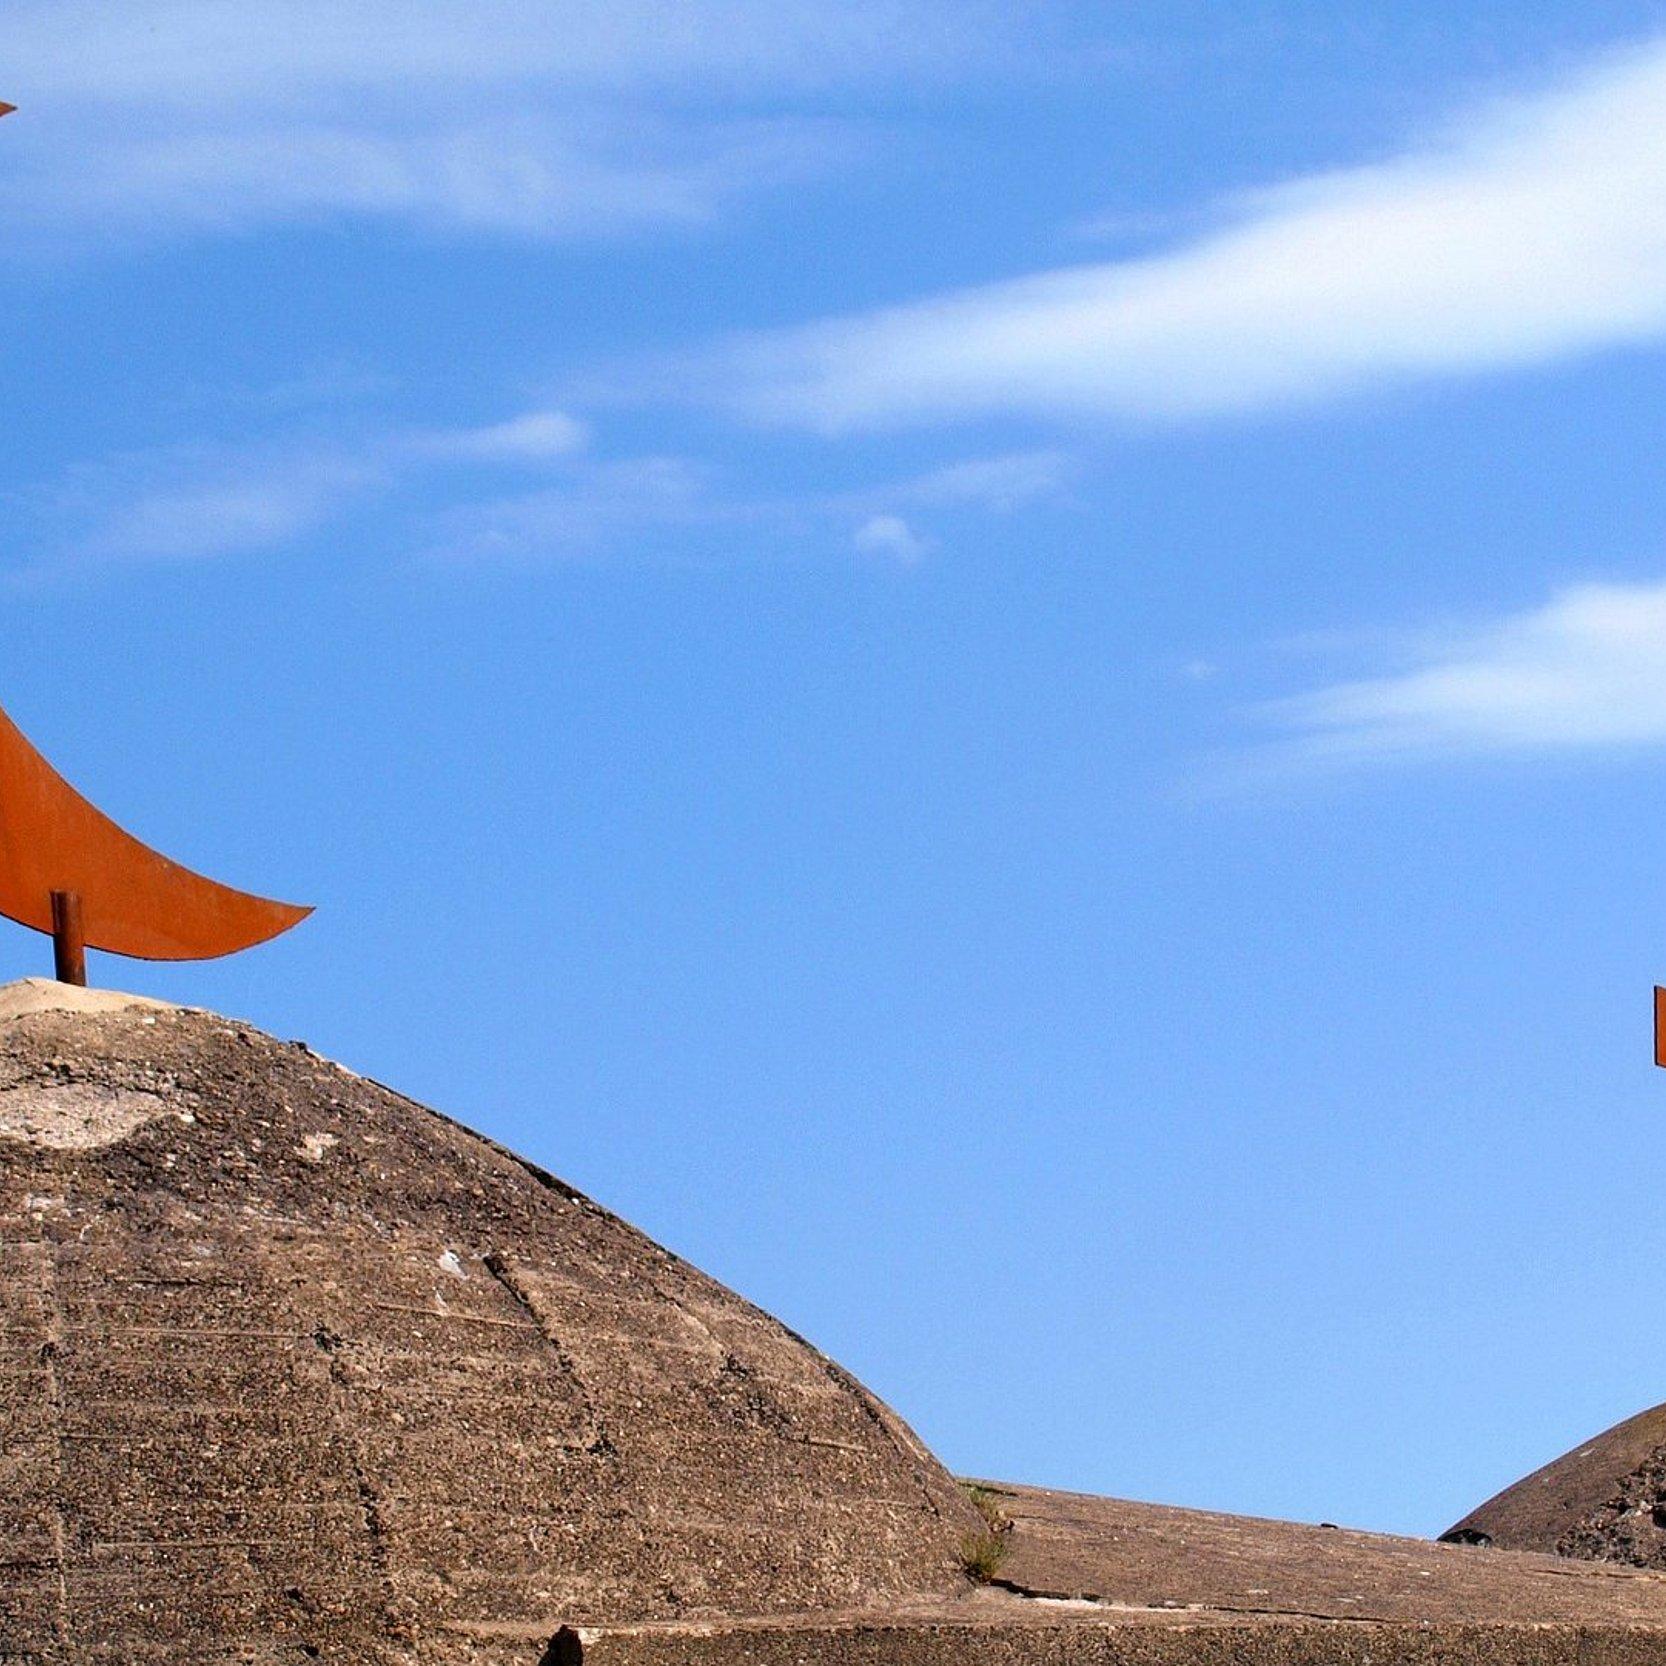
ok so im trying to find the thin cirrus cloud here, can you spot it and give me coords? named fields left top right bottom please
left=1261, top=580, right=1666, bottom=766
left=8, top=409, right=591, bottom=581
left=427, top=443, right=1077, bottom=564
left=4, top=0, right=1021, bottom=245
left=12, top=113, right=863, bottom=245
left=13, top=380, right=1075, bottom=578
left=706, top=36, right=1666, bottom=429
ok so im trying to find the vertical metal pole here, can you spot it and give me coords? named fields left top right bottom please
left=50, top=891, right=86, bottom=987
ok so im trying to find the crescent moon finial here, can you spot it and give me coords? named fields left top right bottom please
left=0, top=702, right=312, bottom=984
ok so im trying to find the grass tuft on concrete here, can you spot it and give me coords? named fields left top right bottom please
left=958, top=1482, right=1014, bottom=1583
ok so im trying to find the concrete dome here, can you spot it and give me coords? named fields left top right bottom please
left=1444, top=1402, right=1666, bottom=1566
left=0, top=985, right=979, bottom=1662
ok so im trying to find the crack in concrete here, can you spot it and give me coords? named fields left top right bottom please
left=985, top=1574, right=1417, bottom=1626
left=483, top=1251, right=615, bottom=1459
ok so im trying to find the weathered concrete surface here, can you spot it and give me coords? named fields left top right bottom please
left=552, top=1619, right=1666, bottom=1666
left=0, top=976, right=175, bottom=1023
left=989, top=1482, right=1666, bottom=1624
left=0, top=992, right=980, bottom=1663
left=1446, top=1403, right=1666, bottom=1567
left=543, top=1484, right=1666, bottom=1664
left=10, top=984, right=1666, bottom=1664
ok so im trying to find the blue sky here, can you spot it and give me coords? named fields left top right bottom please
left=7, top=0, right=1666, bottom=1539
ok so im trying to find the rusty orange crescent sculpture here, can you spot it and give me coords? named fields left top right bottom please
left=0, top=701, right=311, bottom=983
left=0, top=112, right=306, bottom=983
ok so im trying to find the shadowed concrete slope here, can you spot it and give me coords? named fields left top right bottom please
left=0, top=988, right=980, bottom=1663
left=1445, top=1403, right=1666, bottom=1567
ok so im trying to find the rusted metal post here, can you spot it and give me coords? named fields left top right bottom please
left=51, top=890, right=86, bottom=987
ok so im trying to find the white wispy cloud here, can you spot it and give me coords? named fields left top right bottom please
left=414, top=410, right=590, bottom=463
left=10, top=0, right=1002, bottom=105
left=22, top=447, right=387, bottom=578
left=429, top=440, right=1081, bottom=564
left=4, top=1, right=1017, bottom=245
left=12, top=113, right=861, bottom=245
left=1263, top=580, right=1666, bottom=764
left=10, top=402, right=598, bottom=580
left=430, top=456, right=719, bottom=562
left=884, top=449, right=1074, bottom=510
left=852, top=514, right=932, bottom=562
left=706, top=36, right=1666, bottom=428
left=87, top=472, right=358, bottom=562
left=14, top=403, right=1074, bottom=579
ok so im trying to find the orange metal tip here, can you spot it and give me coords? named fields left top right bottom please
left=0, top=104, right=16, bottom=118
left=1655, top=986, right=1666, bottom=1070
